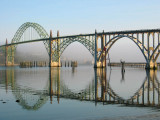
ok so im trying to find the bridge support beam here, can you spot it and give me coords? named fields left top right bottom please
left=5, top=39, right=8, bottom=67
left=145, top=61, right=157, bottom=70
left=49, top=30, right=52, bottom=67
left=145, top=47, right=158, bottom=70
left=49, top=30, right=61, bottom=67
left=11, top=45, right=14, bottom=66
left=96, top=61, right=106, bottom=68
left=50, top=62, right=61, bottom=67
left=5, top=39, right=15, bottom=67
left=94, top=30, right=97, bottom=68
left=56, top=30, right=61, bottom=67
left=94, top=30, right=106, bottom=68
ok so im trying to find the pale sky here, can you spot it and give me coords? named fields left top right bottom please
left=0, top=0, right=160, bottom=63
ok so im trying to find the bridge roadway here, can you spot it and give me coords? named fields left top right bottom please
left=1, top=28, right=160, bottom=47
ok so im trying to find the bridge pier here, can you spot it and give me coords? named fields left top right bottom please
left=94, top=30, right=107, bottom=68
left=146, top=46, right=158, bottom=69
left=145, top=61, right=157, bottom=70
left=49, top=30, right=61, bottom=67
left=49, top=31, right=61, bottom=67
left=96, top=61, right=106, bottom=68
left=5, top=39, right=15, bottom=67
left=5, top=39, right=8, bottom=67
left=50, top=62, right=61, bottom=67
left=11, top=45, right=14, bottom=66
left=94, top=30, right=98, bottom=68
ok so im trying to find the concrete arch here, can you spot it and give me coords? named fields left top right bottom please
left=99, top=34, right=148, bottom=63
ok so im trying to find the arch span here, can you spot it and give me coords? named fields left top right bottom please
left=11, top=22, right=50, bottom=53
left=52, top=36, right=95, bottom=62
left=98, top=34, right=148, bottom=63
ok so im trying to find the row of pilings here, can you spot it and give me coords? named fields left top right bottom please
left=19, top=61, right=78, bottom=68
left=108, top=62, right=160, bottom=69
left=19, top=61, right=48, bottom=68
left=64, top=61, right=78, bottom=67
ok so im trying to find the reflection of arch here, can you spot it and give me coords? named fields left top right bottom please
left=4, top=66, right=160, bottom=109
left=95, top=68, right=125, bottom=102
left=106, top=83, right=125, bottom=101
left=50, top=67, right=160, bottom=105
left=14, top=67, right=160, bottom=107
left=127, top=70, right=160, bottom=105
left=98, top=35, right=148, bottom=62
left=49, top=67, right=96, bottom=101
left=13, top=88, right=48, bottom=110
left=11, top=22, right=49, bottom=53
left=95, top=68, right=160, bottom=106
left=5, top=68, right=49, bottom=111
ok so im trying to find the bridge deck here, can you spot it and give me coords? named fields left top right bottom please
left=1, top=28, right=160, bottom=47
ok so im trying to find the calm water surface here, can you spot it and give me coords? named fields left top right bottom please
left=0, top=66, right=160, bottom=120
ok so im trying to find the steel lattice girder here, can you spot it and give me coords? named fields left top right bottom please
left=52, top=36, right=95, bottom=62
left=11, top=22, right=50, bottom=54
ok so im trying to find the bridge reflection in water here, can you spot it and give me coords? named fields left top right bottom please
left=2, top=67, right=160, bottom=111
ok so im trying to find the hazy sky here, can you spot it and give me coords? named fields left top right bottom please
left=0, top=0, right=160, bottom=62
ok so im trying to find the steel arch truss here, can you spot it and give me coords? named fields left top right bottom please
left=97, top=32, right=160, bottom=69
left=12, top=22, right=49, bottom=53
left=5, top=22, right=50, bottom=65
left=52, top=36, right=95, bottom=62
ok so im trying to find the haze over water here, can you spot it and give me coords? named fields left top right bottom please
left=0, top=66, right=160, bottom=120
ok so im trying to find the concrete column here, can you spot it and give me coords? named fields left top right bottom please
left=145, top=59, right=157, bottom=70
left=149, top=61, right=157, bottom=69
left=95, top=31, right=107, bottom=68
left=102, top=33, right=106, bottom=68
left=147, top=33, right=150, bottom=61
left=57, top=30, right=61, bottom=67
left=11, top=46, right=14, bottom=66
left=94, top=30, right=97, bottom=68
left=49, top=30, right=53, bottom=67
left=5, top=39, right=8, bottom=67
left=145, top=47, right=157, bottom=70
left=50, top=31, right=61, bottom=67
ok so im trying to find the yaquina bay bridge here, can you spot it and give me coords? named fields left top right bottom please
left=0, top=22, right=160, bottom=69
